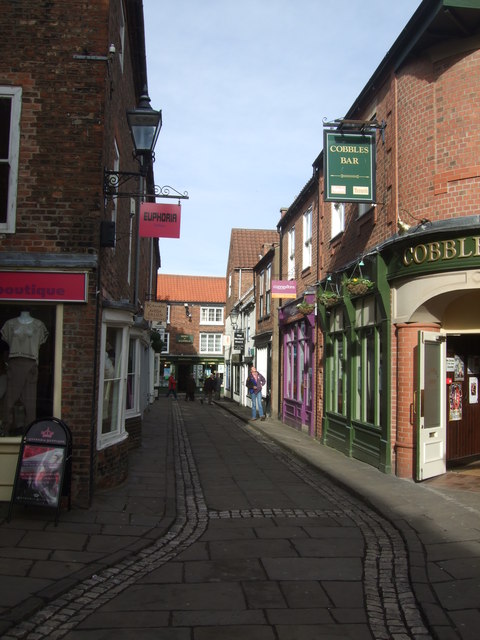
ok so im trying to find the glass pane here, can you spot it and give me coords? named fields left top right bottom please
left=337, top=338, right=344, bottom=414
left=0, top=98, right=11, bottom=159
left=366, top=330, right=375, bottom=423
left=103, top=327, right=123, bottom=434
left=424, top=342, right=441, bottom=428
left=126, top=339, right=136, bottom=410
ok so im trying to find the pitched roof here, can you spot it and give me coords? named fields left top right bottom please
left=156, top=274, right=226, bottom=303
left=227, top=228, right=279, bottom=269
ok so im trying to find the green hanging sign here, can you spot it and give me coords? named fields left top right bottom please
left=324, top=130, right=376, bottom=203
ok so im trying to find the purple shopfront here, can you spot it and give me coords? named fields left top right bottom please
left=279, top=302, right=315, bottom=435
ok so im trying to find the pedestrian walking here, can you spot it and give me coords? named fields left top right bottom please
left=246, top=365, right=266, bottom=421
left=166, top=373, right=177, bottom=399
left=214, top=373, right=222, bottom=400
left=185, top=373, right=195, bottom=401
left=202, top=372, right=216, bottom=405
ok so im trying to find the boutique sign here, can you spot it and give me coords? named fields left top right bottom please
left=0, top=271, right=88, bottom=302
left=324, top=131, right=376, bottom=203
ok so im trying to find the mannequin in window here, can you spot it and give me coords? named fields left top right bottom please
left=1, top=310, right=49, bottom=433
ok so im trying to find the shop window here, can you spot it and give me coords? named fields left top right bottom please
left=327, top=332, right=347, bottom=415
left=0, top=305, right=55, bottom=436
left=0, top=87, right=22, bottom=233
left=101, top=325, right=126, bottom=443
left=125, top=337, right=139, bottom=413
left=354, top=326, right=381, bottom=424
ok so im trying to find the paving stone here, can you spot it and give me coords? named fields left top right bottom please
left=263, top=557, right=363, bottom=581
left=185, top=557, right=265, bottom=582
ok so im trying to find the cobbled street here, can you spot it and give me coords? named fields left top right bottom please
left=2, top=398, right=437, bottom=640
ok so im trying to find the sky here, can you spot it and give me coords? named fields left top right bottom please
left=143, top=0, right=421, bottom=277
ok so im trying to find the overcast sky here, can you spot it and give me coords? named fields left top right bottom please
left=143, top=0, right=421, bottom=277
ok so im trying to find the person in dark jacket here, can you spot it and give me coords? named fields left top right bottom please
left=246, top=365, right=266, bottom=421
left=185, top=374, right=195, bottom=401
left=203, top=372, right=216, bottom=405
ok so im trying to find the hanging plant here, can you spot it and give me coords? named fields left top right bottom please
left=343, top=276, right=374, bottom=296
left=150, top=328, right=164, bottom=353
left=296, top=299, right=315, bottom=315
left=317, top=289, right=341, bottom=308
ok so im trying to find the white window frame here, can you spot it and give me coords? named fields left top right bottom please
left=125, top=334, right=141, bottom=416
left=259, top=270, right=265, bottom=318
left=161, top=332, right=170, bottom=354
left=97, top=310, right=130, bottom=450
left=302, top=207, right=312, bottom=270
left=200, top=333, right=223, bottom=354
left=288, top=227, right=295, bottom=280
left=0, top=86, right=22, bottom=234
left=200, top=306, right=224, bottom=325
left=265, top=263, right=271, bottom=316
left=331, top=202, right=345, bottom=238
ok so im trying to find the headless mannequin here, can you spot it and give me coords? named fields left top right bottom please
left=1, top=311, right=48, bottom=432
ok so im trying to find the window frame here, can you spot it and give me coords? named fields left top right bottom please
left=199, top=332, right=223, bottom=354
left=302, top=207, right=312, bottom=270
left=200, top=306, right=224, bottom=325
left=0, top=86, right=22, bottom=234
left=288, top=226, right=295, bottom=279
left=331, top=202, right=345, bottom=239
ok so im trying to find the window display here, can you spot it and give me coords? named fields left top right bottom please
left=0, top=306, right=54, bottom=436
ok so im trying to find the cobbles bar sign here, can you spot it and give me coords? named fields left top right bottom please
left=324, top=131, right=376, bottom=203
left=0, top=271, right=87, bottom=302
left=140, top=202, right=181, bottom=238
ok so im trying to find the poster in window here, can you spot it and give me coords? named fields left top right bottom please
left=469, top=377, right=478, bottom=404
left=454, top=355, right=465, bottom=381
left=449, top=382, right=462, bottom=421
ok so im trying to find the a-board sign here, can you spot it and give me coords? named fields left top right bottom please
left=8, top=418, right=72, bottom=525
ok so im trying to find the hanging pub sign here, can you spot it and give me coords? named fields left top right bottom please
left=140, top=202, right=181, bottom=238
left=8, top=417, right=72, bottom=525
left=234, top=330, right=245, bottom=350
left=324, top=130, right=376, bottom=203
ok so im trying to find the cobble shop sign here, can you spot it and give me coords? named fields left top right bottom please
left=403, top=236, right=480, bottom=266
left=324, top=131, right=376, bottom=203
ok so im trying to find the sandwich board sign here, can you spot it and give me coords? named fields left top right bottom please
left=8, top=417, right=72, bottom=525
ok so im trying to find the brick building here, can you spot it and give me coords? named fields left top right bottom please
left=271, top=0, right=480, bottom=482
left=0, top=0, right=160, bottom=506
left=224, top=228, right=279, bottom=406
left=154, top=274, right=226, bottom=396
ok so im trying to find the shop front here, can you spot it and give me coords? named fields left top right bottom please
left=279, top=299, right=315, bottom=434
left=0, top=267, right=93, bottom=502
left=389, top=224, right=480, bottom=480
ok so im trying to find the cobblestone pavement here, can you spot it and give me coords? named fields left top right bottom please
left=0, top=399, right=446, bottom=639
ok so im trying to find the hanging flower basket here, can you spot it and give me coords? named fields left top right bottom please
left=296, top=301, right=315, bottom=315
left=344, top=277, right=374, bottom=296
left=317, top=291, right=340, bottom=308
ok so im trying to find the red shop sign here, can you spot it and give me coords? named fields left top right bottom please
left=0, top=271, right=88, bottom=302
left=140, top=202, right=181, bottom=238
